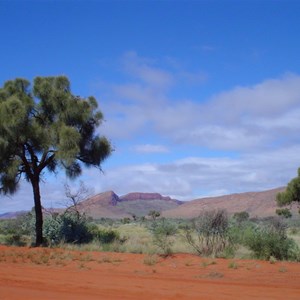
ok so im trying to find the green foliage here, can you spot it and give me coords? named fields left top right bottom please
left=233, top=211, right=249, bottom=223
left=59, top=212, right=94, bottom=244
left=276, top=168, right=300, bottom=209
left=42, top=211, right=121, bottom=246
left=184, top=210, right=231, bottom=256
left=44, top=212, right=94, bottom=245
left=149, top=218, right=177, bottom=256
left=43, top=214, right=64, bottom=245
left=148, top=210, right=161, bottom=221
left=121, top=217, right=131, bottom=224
left=94, top=228, right=121, bottom=244
left=0, top=213, right=32, bottom=236
left=0, top=76, right=112, bottom=245
left=0, top=76, right=112, bottom=189
left=276, top=208, right=292, bottom=218
left=243, top=218, right=300, bottom=261
left=0, top=211, right=35, bottom=247
left=3, top=234, right=27, bottom=246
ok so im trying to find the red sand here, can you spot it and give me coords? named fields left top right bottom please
left=0, top=245, right=299, bottom=299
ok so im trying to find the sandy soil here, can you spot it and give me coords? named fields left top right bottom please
left=0, top=245, right=299, bottom=300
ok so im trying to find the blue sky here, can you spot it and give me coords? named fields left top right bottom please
left=1, top=0, right=300, bottom=213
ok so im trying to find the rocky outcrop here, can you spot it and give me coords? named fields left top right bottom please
left=83, top=190, right=120, bottom=207
left=120, top=192, right=174, bottom=202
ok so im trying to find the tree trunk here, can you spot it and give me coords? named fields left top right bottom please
left=31, top=177, right=43, bottom=246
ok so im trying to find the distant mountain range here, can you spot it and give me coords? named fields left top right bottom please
left=76, top=191, right=182, bottom=219
left=1, top=187, right=295, bottom=220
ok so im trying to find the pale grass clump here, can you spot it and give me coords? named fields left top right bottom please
left=143, top=254, right=159, bottom=266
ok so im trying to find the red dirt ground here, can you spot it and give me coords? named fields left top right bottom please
left=0, top=245, right=299, bottom=299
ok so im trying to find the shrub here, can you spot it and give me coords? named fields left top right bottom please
left=148, top=210, right=161, bottom=221
left=149, top=218, right=177, bottom=256
left=42, top=212, right=94, bottom=245
left=95, top=228, right=120, bottom=244
left=233, top=211, right=249, bottom=223
left=184, top=210, right=231, bottom=256
left=4, top=234, right=27, bottom=246
left=43, top=214, right=64, bottom=245
left=276, top=208, right=292, bottom=218
left=58, top=212, right=93, bottom=244
left=243, top=218, right=300, bottom=261
left=0, top=212, right=34, bottom=236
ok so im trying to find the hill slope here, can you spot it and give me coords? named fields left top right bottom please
left=1, top=187, right=294, bottom=220
left=162, top=187, right=287, bottom=219
left=77, top=191, right=182, bottom=219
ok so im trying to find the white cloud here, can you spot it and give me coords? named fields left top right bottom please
left=100, top=53, right=300, bottom=152
left=122, top=51, right=174, bottom=89
left=149, top=73, right=300, bottom=151
left=207, top=73, right=300, bottom=118
left=84, top=144, right=299, bottom=201
left=133, top=144, right=169, bottom=153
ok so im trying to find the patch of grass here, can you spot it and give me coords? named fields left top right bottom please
left=143, top=254, right=158, bottom=266
left=228, top=261, right=238, bottom=269
left=201, top=260, right=217, bottom=268
left=100, top=256, right=113, bottom=263
left=207, top=271, right=224, bottom=279
left=79, top=253, right=95, bottom=262
left=269, top=256, right=277, bottom=264
left=184, top=260, right=194, bottom=266
left=196, top=271, right=224, bottom=279
left=279, top=266, right=287, bottom=273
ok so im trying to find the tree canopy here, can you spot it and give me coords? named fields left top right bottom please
left=276, top=168, right=300, bottom=216
left=0, top=76, right=112, bottom=245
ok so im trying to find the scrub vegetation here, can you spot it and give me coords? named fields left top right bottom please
left=1, top=207, right=299, bottom=262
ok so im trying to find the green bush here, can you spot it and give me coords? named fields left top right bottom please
left=59, top=213, right=94, bottom=244
left=4, top=234, right=27, bottom=246
left=0, top=212, right=34, bottom=236
left=233, top=211, right=249, bottom=223
left=43, top=212, right=122, bottom=246
left=42, top=212, right=93, bottom=245
left=243, top=218, right=300, bottom=261
left=43, top=214, right=64, bottom=245
left=95, top=228, right=120, bottom=244
left=149, top=218, right=177, bottom=256
left=276, top=208, right=292, bottom=218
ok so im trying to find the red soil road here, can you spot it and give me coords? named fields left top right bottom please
left=0, top=246, right=300, bottom=300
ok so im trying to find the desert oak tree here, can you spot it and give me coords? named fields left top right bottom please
left=0, top=76, right=112, bottom=246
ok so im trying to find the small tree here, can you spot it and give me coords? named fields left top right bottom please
left=150, top=218, right=177, bottom=256
left=233, top=211, right=249, bottom=223
left=63, top=181, right=92, bottom=220
left=276, top=208, right=292, bottom=219
left=184, top=210, right=230, bottom=256
left=0, top=77, right=112, bottom=246
left=148, top=210, right=160, bottom=221
left=276, top=168, right=300, bottom=217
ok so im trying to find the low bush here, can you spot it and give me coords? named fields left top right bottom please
left=43, top=212, right=93, bottom=245
left=149, top=218, right=177, bottom=256
left=184, top=210, right=231, bottom=257
left=3, top=234, right=27, bottom=246
left=95, top=228, right=121, bottom=244
left=243, top=218, right=300, bottom=261
left=233, top=211, right=249, bottom=223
